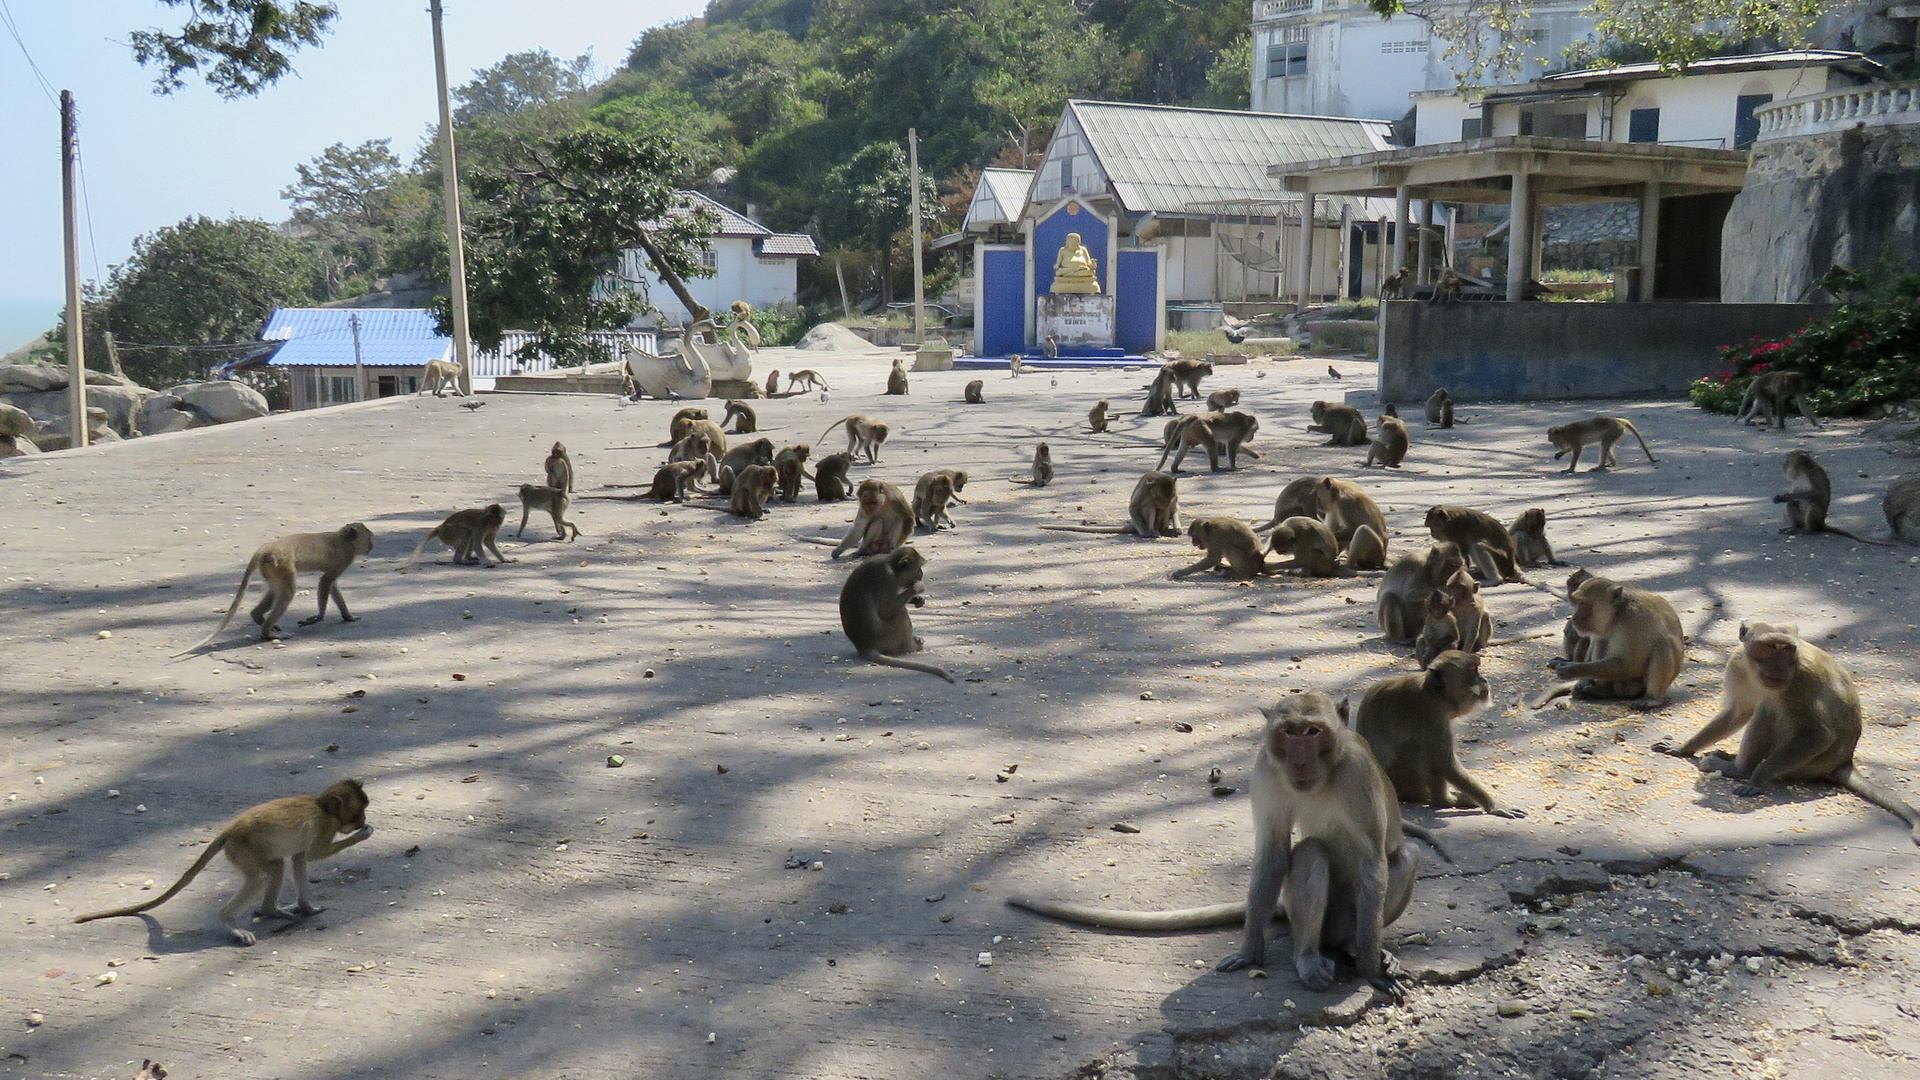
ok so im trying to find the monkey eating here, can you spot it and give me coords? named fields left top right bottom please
left=1531, top=574, right=1684, bottom=710
left=1356, top=651, right=1524, bottom=818
left=181, top=524, right=376, bottom=652
left=1087, top=399, right=1112, bottom=433
left=1175, top=517, right=1274, bottom=580
left=1776, top=449, right=1891, bottom=544
left=813, top=451, right=854, bottom=502
left=1265, top=516, right=1348, bottom=577
left=839, top=545, right=956, bottom=682
left=1010, top=443, right=1054, bottom=488
left=729, top=463, right=779, bottom=521
left=544, top=441, right=574, bottom=493
left=816, top=415, right=890, bottom=465
left=1307, top=401, right=1369, bottom=446
left=722, top=399, right=758, bottom=434
left=73, top=779, right=373, bottom=945
left=1547, top=416, right=1657, bottom=473
left=1040, top=471, right=1181, bottom=538
left=1509, top=508, right=1561, bottom=566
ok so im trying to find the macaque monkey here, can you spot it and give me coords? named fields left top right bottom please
left=1356, top=651, right=1522, bottom=818
left=421, top=359, right=464, bottom=397
left=886, top=357, right=910, bottom=395
left=1009, top=355, right=1026, bottom=378
left=964, top=379, right=985, bottom=404
left=1307, top=401, right=1369, bottom=446
left=687, top=418, right=728, bottom=457
left=813, top=452, right=854, bottom=502
left=716, top=437, right=777, bottom=494
left=1010, top=443, right=1054, bottom=487
left=403, top=507, right=504, bottom=570
left=179, top=523, right=376, bottom=653
left=1175, top=517, right=1273, bottom=580
left=637, top=458, right=709, bottom=502
left=667, top=407, right=710, bottom=445
left=1423, top=388, right=1454, bottom=428
left=1414, top=591, right=1462, bottom=669
left=1139, top=367, right=1180, bottom=417
left=1737, top=370, right=1820, bottom=429
left=817, top=479, right=915, bottom=559
left=1531, top=575, right=1684, bottom=710
left=544, top=442, right=574, bottom=493
left=722, top=399, right=758, bottom=434
left=1010, top=692, right=1439, bottom=997
left=1558, top=568, right=1597, bottom=662
left=1430, top=268, right=1463, bottom=304
left=1776, top=450, right=1890, bottom=544
left=73, top=780, right=373, bottom=945
left=729, top=463, right=778, bottom=521
left=787, top=370, right=830, bottom=393
left=1157, top=413, right=1218, bottom=473
left=1888, top=477, right=1920, bottom=544
left=1547, top=416, right=1657, bottom=473
left=839, top=545, right=955, bottom=682
left=517, top=485, right=581, bottom=541
left=774, top=444, right=811, bottom=504
left=1041, top=334, right=1058, bottom=360
left=1425, top=505, right=1524, bottom=585
left=1365, top=412, right=1410, bottom=468
left=1266, top=516, right=1347, bottom=577
left=668, top=430, right=716, bottom=464
left=1040, top=471, right=1182, bottom=538
left=1509, top=508, right=1560, bottom=566
left=923, top=467, right=971, bottom=505
left=1414, top=571, right=1489, bottom=666
left=1253, top=477, right=1322, bottom=533
left=816, top=414, right=889, bottom=464
left=1088, top=399, right=1112, bottom=433
left=765, top=370, right=781, bottom=398
left=1206, top=388, right=1240, bottom=412
left=1379, top=267, right=1408, bottom=300
left=1654, top=622, right=1920, bottom=844
left=1345, top=524, right=1388, bottom=572
left=1383, top=404, right=1398, bottom=417
left=1315, top=477, right=1388, bottom=551
left=1166, top=358, right=1214, bottom=399
left=913, top=474, right=958, bottom=533
left=1375, top=542, right=1466, bottom=645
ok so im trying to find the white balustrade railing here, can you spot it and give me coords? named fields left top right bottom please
left=1754, top=82, right=1920, bottom=142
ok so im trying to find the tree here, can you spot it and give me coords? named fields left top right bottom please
left=819, top=142, right=940, bottom=306
left=131, top=0, right=337, bottom=98
left=446, top=129, right=716, bottom=366
left=281, top=140, right=432, bottom=298
left=453, top=49, right=596, bottom=124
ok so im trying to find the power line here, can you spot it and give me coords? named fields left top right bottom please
left=74, top=138, right=103, bottom=281
left=0, top=0, right=56, bottom=104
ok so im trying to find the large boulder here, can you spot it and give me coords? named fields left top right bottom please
left=138, top=394, right=197, bottom=435
left=0, top=433, right=41, bottom=457
left=0, top=401, right=33, bottom=438
left=0, top=363, right=66, bottom=393
left=84, top=384, right=153, bottom=437
left=32, top=406, right=115, bottom=451
left=84, top=369, right=136, bottom=387
left=162, top=380, right=269, bottom=423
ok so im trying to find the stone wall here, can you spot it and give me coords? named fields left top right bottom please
left=1723, top=124, right=1920, bottom=303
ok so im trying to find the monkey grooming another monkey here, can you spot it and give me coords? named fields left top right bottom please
left=1010, top=443, right=1054, bottom=487
left=818, top=478, right=915, bottom=558
left=722, top=399, right=758, bottom=434
left=839, top=546, right=955, bottom=682
left=544, top=442, right=574, bottom=493
left=517, top=485, right=581, bottom=541
left=1654, top=622, right=1920, bottom=844
left=1776, top=450, right=1891, bottom=544
left=1175, top=517, right=1273, bottom=580
left=729, top=464, right=779, bottom=521
left=1375, top=542, right=1467, bottom=645
left=1345, top=524, right=1388, bottom=572
left=1737, top=370, right=1820, bottom=430
left=402, top=507, right=504, bottom=570
left=774, top=444, right=811, bottom=504
left=1365, top=412, right=1410, bottom=468
left=885, top=357, right=909, bottom=395
left=667, top=407, right=710, bottom=445
left=1888, top=477, right=1920, bottom=544
left=667, top=430, right=716, bottom=465
left=1509, top=508, right=1561, bottom=566
left=635, top=459, right=709, bottom=502
left=1315, top=477, right=1388, bottom=552
left=816, top=415, right=890, bottom=464
left=1010, top=691, right=1438, bottom=997
left=180, top=524, right=376, bottom=653
left=1206, top=388, right=1240, bottom=412
left=1266, top=516, right=1348, bottom=577
left=1547, top=416, right=1657, bottom=473
left=787, top=370, right=830, bottom=393
left=715, top=437, right=777, bottom=494
left=813, top=452, right=854, bottom=502
left=1040, top=471, right=1182, bottom=538
left=1088, top=399, right=1112, bottom=433
left=1531, top=575, right=1684, bottom=710
left=1307, top=401, right=1369, bottom=446
left=1357, top=651, right=1523, bottom=818
left=73, top=780, right=373, bottom=945
left=1425, top=505, right=1525, bottom=585
left=1252, top=477, right=1322, bottom=533
left=913, top=473, right=959, bottom=533
left=1424, top=388, right=1455, bottom=428
left=964, top=379, right=985, bottom=404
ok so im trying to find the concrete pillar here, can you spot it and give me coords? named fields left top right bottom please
left=1392, top=184, right=1411, bottom=274
left=1530, top=200, right=1546, bottom=285
left=1296, top=193, right=1316, bottom=311
left=1637, top=180, right=1662, bottom=302
left=1416, top=198, right=1435, bottom=284
left=1506, top=170, right=1530, bottom=302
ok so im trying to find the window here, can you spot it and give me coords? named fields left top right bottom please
left=1627, top=108, right=1660, bottom=143
left=377, top=374, right=398, bottom=398
left=326, top=376, right=356, bottom=404
left=1058, top=155, right=1075, bottom=193
left=1266, top=28, right=1308, bottom=78
left=1734, top=93, right=1773, bottom=149
left=1520, top=108, right=1586, bottom=139
left=699, top=248, right=718, bottom=270
left=1380, top=40, right=1428, bottom=55
left=757, top=257, right=784, bottom=266
left=1461, top=117, right=1485, bottom=141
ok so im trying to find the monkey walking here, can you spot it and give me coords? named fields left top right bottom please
left=839, top=546, right=955, bottom=682
left=178, top=524, right=375, bottom=653
left=403, top=506, right=507, bottom=570
left=1776, top=450, right=1891, bottom=545
left=1655, top=622, right=1920, bottom=845
left=73, top=780, right=373, bottom=945
left=815, top=415, right=889, bottom=464
left=1737, top=370, right=1820, bottom=430
left=1546, top=416, right=1657, bottom=473
left=787, top=370, right=830, bottom=393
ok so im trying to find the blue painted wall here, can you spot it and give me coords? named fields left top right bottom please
left=1114, top=250, right=1159, bottom=354
left=979, top=248, right=1027, bottom=357
left=1032, top=201, right=1108, bottom=298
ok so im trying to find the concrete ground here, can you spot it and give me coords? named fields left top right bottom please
left=2, top=344, right=1919, bottom=1080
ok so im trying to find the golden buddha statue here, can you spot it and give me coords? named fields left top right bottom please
left=1051, top=232, right=1101, bottom=294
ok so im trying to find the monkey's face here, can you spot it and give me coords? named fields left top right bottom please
left=870, top=424, right=890, bottom=443
left=1568, top=579, right=1624, bottom=635
left=482, top=505, right=505, bottom=528
left=854, top=482, right=883, bottom=512
left=1313, top=479, right=1338, bottom=514
left=1279, top=721, right=1332, bottom=789
left=1198, top=362, right=1214, bottom=377
left=1740, top=623, right=1800, bottom=689
left=317, top=780, right=369, bottom=832
left=1547, top=426, right=1570, bottom=456
left=1427, top=652, right=1491, bottom=710
left=1188, top=522, right=1213, bottom=550
left=1424, top=506, right=1448, bottom=532
left=552, top=442, right=566, bottom=455
left=342, top=524, right=375, bottom=557
left=1518, top=509, right=1545, bottom=532
left=1310, top=401, right=1329, bottom=422
left=948, top=470, right=969, bottom=492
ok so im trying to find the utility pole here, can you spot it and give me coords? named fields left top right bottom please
left=60, top=90, right=87, bottom=448
left=908, top=128, right=925, bottom=348
left=349, top=313, right=366, bottom=401
left=102, top=331, right=124, bottom=379
left=429, top=0, right=474, bottom=396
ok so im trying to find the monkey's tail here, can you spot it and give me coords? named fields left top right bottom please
left=1820, top=525, right=1895, bottom=547
left=814, top=417, right=852, bottom=447
left=1527, top=681, right=1578, bottom=709
left=1038, top=525, right=1128, bottom=534
left=798, top=536, right=842, bottom=547
left=1622, top=421, right=1658, bottom=463
left=1400, top=822, right=1454, bottom=864
left=1835, top=766, right=1920, bottom=846
left=859, top=649, right=956, bottom=684
left=172, top=556, right=262, bottom=655
left=73, top=834, right=228, bottom=923
left=400, top=527, right=444, bottom=572
left=1005, top=896, right=1251, bottom=931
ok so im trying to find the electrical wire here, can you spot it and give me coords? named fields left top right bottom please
left=0, top=0, right=56, bottom=105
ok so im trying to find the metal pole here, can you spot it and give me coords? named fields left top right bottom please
left=60, top=90, right=87, bottom=448
left=429, top=0, right=474, bottom=395
left=908, top=128, right=925, bottom=347
left=1416, top=199, right=1434, bottom=285
left=350, top=313, right=366, bottom=401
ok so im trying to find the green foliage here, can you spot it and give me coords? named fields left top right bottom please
left=741, top=301, right=826, bottom=347
left=282, top=139, right=434, bottom=298
left=819, top=142, right=938, bottom=253
left=1202, top=35, right=1253, bottom=111
left=453, top=50, right=595, bottom=124
left=447, top=130, right=714, bottom=366
left=131, top=0, right=337, bottom=98
left=1690, top=272, right=1920, bottom=416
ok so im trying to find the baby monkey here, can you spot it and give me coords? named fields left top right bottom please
left=1175, top=517, right=1272, bottom=580
left=544, top=442, right=574, bottom=492
left=1010, top=443, right=1054, bottom=488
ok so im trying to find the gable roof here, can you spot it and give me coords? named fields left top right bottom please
left=756, top=233, right=820, bottom=257
left=260, top=308, right=451, bottom=368
left=645, top=190, right=773, bottom=239
left=965, top=168, right=1033, bottom=231
left=1060, top=100, right=1395, bottom=216
left=1538, top=49, right=1879, bottom=87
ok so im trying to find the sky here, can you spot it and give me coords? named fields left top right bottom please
left=0, top=0, right=707, bottom=349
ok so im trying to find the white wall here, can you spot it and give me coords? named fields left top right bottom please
left=1413, top=95, right=1476, bottom=144
left=628, top=237, right=803, bottom=325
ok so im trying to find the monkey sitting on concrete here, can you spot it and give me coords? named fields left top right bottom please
left=1356, top=651, right=1524, bottom=818
left=839, top=546, right=955, bottom=682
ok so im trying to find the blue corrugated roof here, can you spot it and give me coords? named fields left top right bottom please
left=261, top=308, right=452, bottom=368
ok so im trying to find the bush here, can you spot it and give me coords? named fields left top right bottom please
left=745, top=301, right=827, bottom=347
left=1691, top=271, right=1920, bottom=416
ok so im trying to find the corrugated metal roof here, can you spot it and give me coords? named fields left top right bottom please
left=757, top=233, right=820, bottom=257
left=1066, top=100, right=1394, bottom=215
left=1537, top=49, right=1877, bottom=86
left=261, top=308, right=452, bottom=368
left=644, top=190, right=772, bottom=238
left=966, top=168, right=1033, bottom=230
